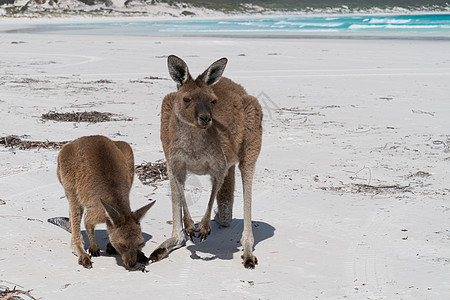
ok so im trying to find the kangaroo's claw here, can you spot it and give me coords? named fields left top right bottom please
left=89, top=246, right=100, bottom=257
left=242, top=254, right=258, bottom=269
left=137, top=250, right=149, bottom=264
left=79, top=254, right=93, bottom=269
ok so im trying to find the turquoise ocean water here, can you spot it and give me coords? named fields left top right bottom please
left=8, top=14, right=450, bottom=38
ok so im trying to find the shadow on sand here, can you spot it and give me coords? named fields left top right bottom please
left=81, top=230, right=153, bottom=252
left=48, top=217, right=152, bottom=268
left=186, top=219, right=275, bottom=262
left=81, top=229, right=152, bottom=268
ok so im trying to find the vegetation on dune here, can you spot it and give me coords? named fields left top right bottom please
left=0, top=0, right=448, bottom=16
left=161, top=0, right=450, bottom=11
left=2, top=0, right=449, bottom=8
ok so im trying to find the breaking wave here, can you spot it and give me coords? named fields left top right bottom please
left=27, top=13, right=450, bottom=37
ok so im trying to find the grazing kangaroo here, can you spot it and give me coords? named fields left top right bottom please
left=57, top=135, right=155, bottom=269
left=149, top=56, right=263, bottom=268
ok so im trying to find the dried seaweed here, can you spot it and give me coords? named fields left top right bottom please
left=0, top=285, right=37, bottom=300
left=135, top=160, right=168, bottom=185
left=11, top=78, right=50, bottom=84
left=41, top=111, right=132, bottom=123
left=82, top=79, right=114, bottom=84
left=0, top=135, right=69, bottom=150
left=130, top=76, right=169, bottom=84
left=144, top=76, right=168, bottom=80
left=322, top=183, right=412, bottom=194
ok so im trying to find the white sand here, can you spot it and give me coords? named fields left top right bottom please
left=1, top=24, right=449, bottom=299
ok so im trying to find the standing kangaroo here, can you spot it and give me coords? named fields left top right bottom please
left=57, top=135, right=155, bottom=269
left=150, top=56, right=263, bottom=268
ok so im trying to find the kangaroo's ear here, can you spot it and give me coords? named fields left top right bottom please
left=168, top=55, right=191, bottom=89
left=133, top=200, right=155, bottom=222
left=101, top=199, right=122, bottom=226
left=200, top=57, right=228, bottom=86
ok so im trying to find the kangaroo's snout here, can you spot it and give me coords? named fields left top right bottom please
left=198, top=114, right=212, bottom=128
left=121, top=251, right=138, bottom=268
left=124, top=258, right=136, bottom=268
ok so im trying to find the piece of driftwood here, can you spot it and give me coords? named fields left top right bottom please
left=47, top=217, right=72, bottom=233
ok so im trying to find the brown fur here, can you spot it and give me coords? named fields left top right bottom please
left=57, top=135, right=154, bottom=269
left=150, top=56, right=263, bottom=268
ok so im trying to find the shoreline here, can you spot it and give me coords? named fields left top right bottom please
left=1, top=13, right=449, bottom=41
left=4, top=30, right=450, bottom=42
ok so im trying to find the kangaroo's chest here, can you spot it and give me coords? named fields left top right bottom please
left=171, top=130, right=227, bottom=176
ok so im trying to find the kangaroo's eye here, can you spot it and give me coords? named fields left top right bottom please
left=211, top=100, right=217, bottom=104
left=119, top=243, right=127, bottom=249
left=183, top=98, right=191, bottom=103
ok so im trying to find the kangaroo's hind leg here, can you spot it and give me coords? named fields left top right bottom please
left=239, top=161, right=258, bottom=269
left=214, top=165, right=235, bottom=227
left=239, top=94, right=262, bottom=269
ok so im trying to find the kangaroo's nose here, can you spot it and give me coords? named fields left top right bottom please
left=198, top=115, right=212, bottom=127
left=125, top=259, right=136, bottom=268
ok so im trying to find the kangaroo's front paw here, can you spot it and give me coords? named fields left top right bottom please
left=89, top=245, right=100, bottom=257
left=184, top=217, right=196, bottom=241
left=78, top=254, right=93, bottom=269
left=137, top=250, right=149, bottom=264
left=184, top=224, right=197, bottom=241
left=106, top=242, right=117, bottom=255
left=149, top=247, right=168, bottom=262
left=241, top=254, right=258, bottom=269
left=197, top=221, right=211, bottom=242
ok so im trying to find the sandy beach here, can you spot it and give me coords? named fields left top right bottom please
left=1, top=23, right=449, bottom=299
